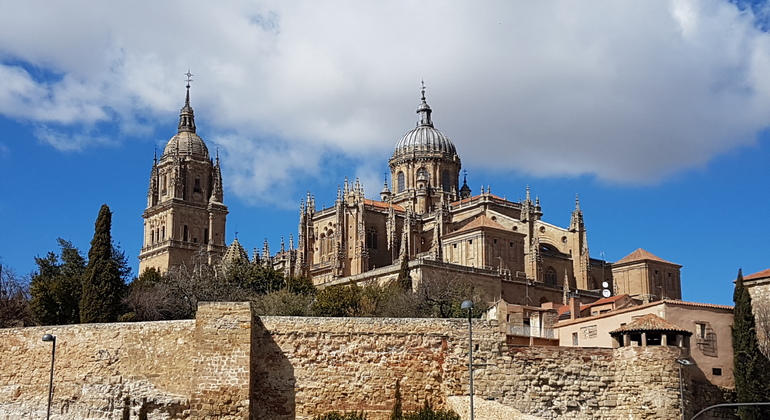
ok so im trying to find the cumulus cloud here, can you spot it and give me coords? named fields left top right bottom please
left=1, top=0, right=769, bottom=200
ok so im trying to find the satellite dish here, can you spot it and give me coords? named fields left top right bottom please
left=602, top=281, right=609, bottom=289
left=602, top=289, right=611, bottom=298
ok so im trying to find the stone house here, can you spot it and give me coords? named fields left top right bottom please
left=554, top=299, right=734, bottom=388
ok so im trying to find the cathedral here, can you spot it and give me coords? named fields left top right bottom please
left=139, top=81, right=682, bottom=306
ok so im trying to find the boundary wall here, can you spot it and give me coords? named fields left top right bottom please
left=0, top=302, right=724, bottom=419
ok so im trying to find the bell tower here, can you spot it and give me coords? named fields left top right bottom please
left=138, top=74, right=228, bottom=274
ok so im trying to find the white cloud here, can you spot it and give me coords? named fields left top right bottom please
left=0, top=0, right=769, bottom=196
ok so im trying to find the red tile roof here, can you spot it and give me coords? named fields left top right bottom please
left=745, top=268, right=770, bottom=281
left=556, top=299, right=732, bottom=327
left=451, top=214, right=509, bottom=235
left=615, top=248, right=677, bottom=265
left=609, top=313, right=691, bottom=334
left=588, top=294, right=628, bottom=307
left=363, top=199, right=405, bottom=212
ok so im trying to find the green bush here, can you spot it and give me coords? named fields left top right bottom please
left=402, top=401, right=460, bottom=420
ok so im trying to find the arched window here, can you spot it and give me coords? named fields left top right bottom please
left=397, top=171, right=405, bottom=192
left=204, top=228, right=209, bottom=245
left=150, top=230, right=155, bottom=245
left=442, top=170, right=450, bottom=192
left=183, top=225, right=189, bottom=242
left=366, top=228, right=378, bottom=250
left=161, top=226, right=165, bottom=240
left=545, top=267, right=557, bottom=286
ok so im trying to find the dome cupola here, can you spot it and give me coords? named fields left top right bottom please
left=388, top=82, right=462, bottom=209
left=391, top=82, right=457, bottom=160
left=162, top=76, right=209, bottom=160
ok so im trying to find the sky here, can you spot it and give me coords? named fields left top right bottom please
left=1, top=0, right=769, bottom=307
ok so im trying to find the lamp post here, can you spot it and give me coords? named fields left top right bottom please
left=676, top=358, right=694, bottom=420
left=461, top=300, right=474, bottom=420
left=41, top=334, right=56, bottom=420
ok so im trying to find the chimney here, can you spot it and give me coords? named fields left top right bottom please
left=570, top=296, right=581, bottom=320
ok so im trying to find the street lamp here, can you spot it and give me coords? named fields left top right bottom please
left=41, top=334, right=56, bottom=420
left=676, top=358, right=694, bottom=420
left=461, top=300, right=474, bottom=420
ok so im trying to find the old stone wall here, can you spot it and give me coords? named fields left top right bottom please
left=0, top=302, right=725, bottom=419
left=0, top=319, right=195, bottom=419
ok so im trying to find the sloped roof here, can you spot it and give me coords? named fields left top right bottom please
left=556, top=299, right=732, bottom=327
left=609, top=313, right=691, bottom=334
left=745, top=268, right=770, bottom=281
left=451, top=214, right=509, bottom=235
left=615, top=248, right=677, bottom=265
left=589, top=294, right=629, bottom=307
left=363, top=199, right=405, bottom=212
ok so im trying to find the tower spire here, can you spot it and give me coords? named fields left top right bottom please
left=416, top=79, right=433, bottom=127
left=178, top=70, right=196, bottom=133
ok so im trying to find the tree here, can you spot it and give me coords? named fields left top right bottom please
left=312, top=284, right=363, bottom=317
left=0, top=265, right=33, bottom=327
left=732, top=269, right=770, bottom=419
left=286, top=275, right=317, bottom=297
left=123, top=267, right=181, bottom=321
left=225, top=262, right=285, bottom=295
left=29, top=238, right=85, bottom=325
left=80, top=205, right=126, bottom=323
left=416, top=274, right=487, bottom=318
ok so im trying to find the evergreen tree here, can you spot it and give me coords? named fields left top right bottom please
left=80, top=204, right=125, bottom=323
left=29, top=238, right=85, bottom=325
left=732, top=269, right=770, bottom=419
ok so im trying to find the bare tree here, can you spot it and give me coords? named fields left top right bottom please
left=0, top=265, right=34, bottom=327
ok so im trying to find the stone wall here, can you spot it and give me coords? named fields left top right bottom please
left=0, top=318, right=195, bottom=419
left=0, top=302, right=727, bottom=419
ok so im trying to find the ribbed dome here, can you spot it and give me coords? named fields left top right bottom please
left=392, top=84, right=457, bottom=158
left=163, top=131, right=209, bottom=159
left=162, top=82, right=209, bottom=159
left=394, top=125, right=456, bottom=156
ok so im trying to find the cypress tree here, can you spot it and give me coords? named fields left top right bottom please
left=732, top=269, right=770, bottom=419
left=80, top=204, right=124, bottom=323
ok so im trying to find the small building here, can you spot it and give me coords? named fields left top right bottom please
left=555, top=299, right=734, bottom=388
left=610, top=313, right=691, bottom=349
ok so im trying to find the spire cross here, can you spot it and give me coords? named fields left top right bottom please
left=420, top=79, right=426, bottom=100
left=184, top=70, right=194, bottom=88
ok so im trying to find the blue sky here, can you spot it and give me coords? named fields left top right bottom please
left=1, top=0, right=769, bottom=306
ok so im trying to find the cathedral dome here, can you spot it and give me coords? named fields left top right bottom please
left=161, top=81, right=209, bottom=159
left=393, top=125, right=456, bottom=157
left=163, top=131, right=209, bottom=159
left=391, top=85, right=457, bottom=159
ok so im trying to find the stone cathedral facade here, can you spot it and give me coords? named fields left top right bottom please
left=290, top=86, right=682, bottom=303
left=138, top=82, right=682, bottom=305
left=138, top=84, right=228, bottom=274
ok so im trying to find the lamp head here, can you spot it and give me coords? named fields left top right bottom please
left=42, top=334, right=55, bottom=342
left=676, top=359, right=694, bottom=366
left=461, top=300, right=474, bottom=310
